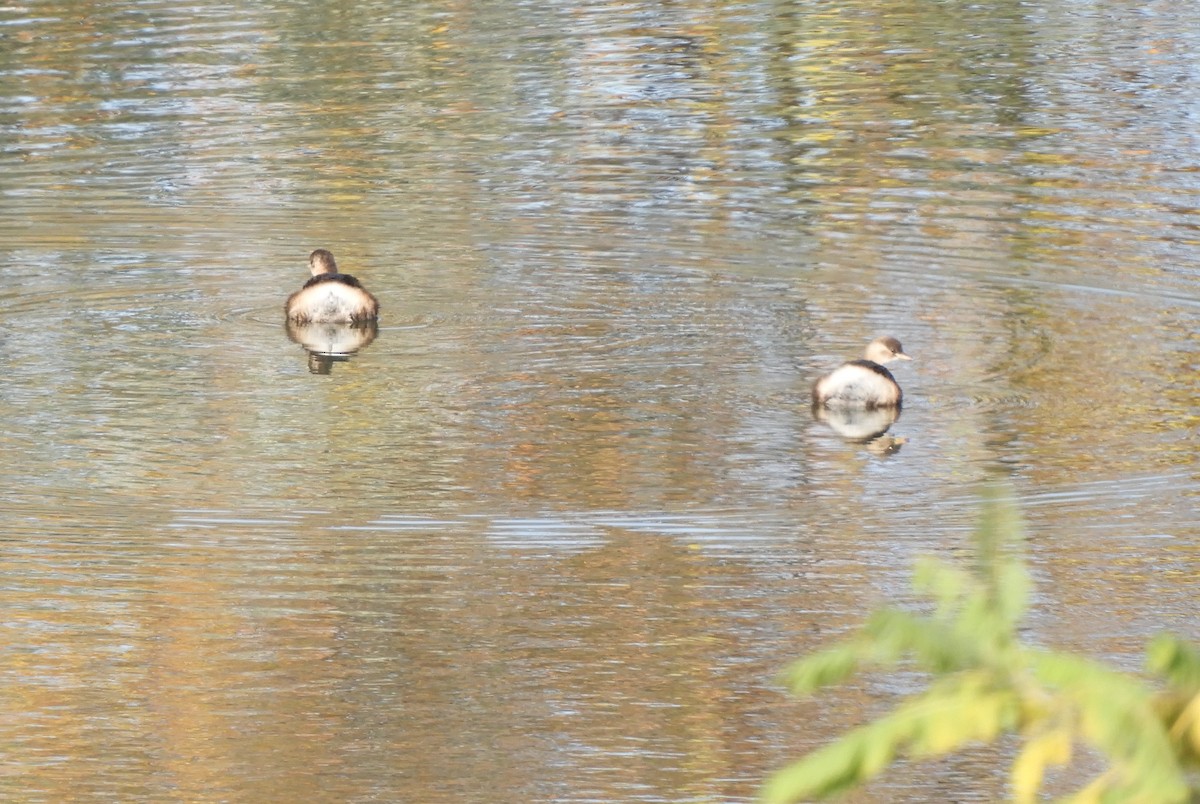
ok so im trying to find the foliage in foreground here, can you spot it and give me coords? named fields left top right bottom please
left=765, top=491, right=1200, bottom=803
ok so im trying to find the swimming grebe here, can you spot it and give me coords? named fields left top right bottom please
left=812, top=336, right=911, bottom=409
left=284, top=249, right=379, bottom=324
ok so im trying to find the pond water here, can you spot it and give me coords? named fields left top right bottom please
left=2, top=1, right=1199, bottom=801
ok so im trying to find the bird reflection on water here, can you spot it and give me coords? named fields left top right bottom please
left=285, top=318, right=379, bottom=375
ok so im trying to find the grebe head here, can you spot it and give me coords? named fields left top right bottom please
left=864, top=336, right=911, bottom=365
left=309, top=249, right=339, bottom=276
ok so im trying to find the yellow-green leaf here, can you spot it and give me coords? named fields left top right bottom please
left=1011, top=728, right=1072, bottom=803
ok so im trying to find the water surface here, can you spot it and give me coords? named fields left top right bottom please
left=2, top=1, right=1199, bottom=801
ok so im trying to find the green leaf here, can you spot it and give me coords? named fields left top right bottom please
left=864, top=609, right=979, bottom=673
left=912, top=555, right=970, bottom=616
left=779, top=644, right=861, bottom=695
left=1148, top=634, right=1200, bottom=689
left=993, top=559, right=1032, bottom=628
left=764, top=677, right=1020, bottom=803
left=762, top=721, right=899, bottom=803
left=903, top=675, right=1018, bottom=755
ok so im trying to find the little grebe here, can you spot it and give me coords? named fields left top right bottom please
left=812, top=336, right=911, bottom=409
left=285, top=249, right=379, bottom=324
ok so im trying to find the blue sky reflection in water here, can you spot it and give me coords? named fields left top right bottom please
left=0, top=0, right=1199, bottom=801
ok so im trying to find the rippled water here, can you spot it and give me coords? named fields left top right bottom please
left=2, top=1, right=1199, bottom=801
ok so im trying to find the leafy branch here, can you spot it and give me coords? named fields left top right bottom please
left=765, top=490, right=1200, bottom=803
